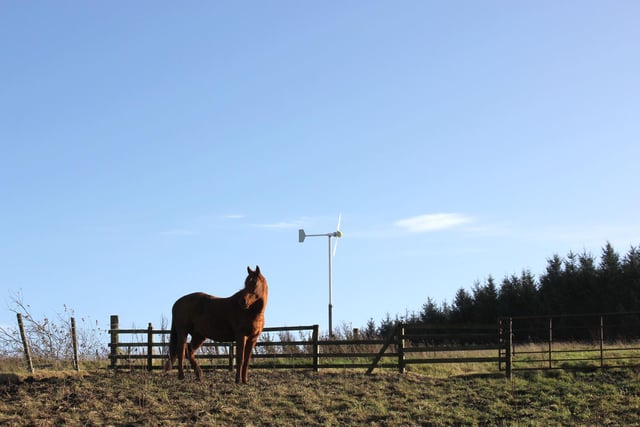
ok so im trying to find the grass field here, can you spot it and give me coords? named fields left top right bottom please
left=2, top=366, right=640, bottom=426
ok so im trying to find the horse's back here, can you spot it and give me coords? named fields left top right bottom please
left=173, top=291, right=217, bottom=309
left=172, top=292, right=228, bottom=321
left=171, top=286, right=266, bottom=341
left=172, top=292, right=237, bottom=341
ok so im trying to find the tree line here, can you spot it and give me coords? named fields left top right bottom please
left=364, top=242, right=640, bottom=337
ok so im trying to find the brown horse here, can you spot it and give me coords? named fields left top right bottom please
left=164, top=265, right=268, bottom=383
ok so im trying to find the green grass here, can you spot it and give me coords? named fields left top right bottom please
left=512, top=341, right=640, bottom=370
left=2, top=367, right=640, bottom=425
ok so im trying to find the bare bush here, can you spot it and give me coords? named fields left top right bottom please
left=0, top=291, right=107, bottom=361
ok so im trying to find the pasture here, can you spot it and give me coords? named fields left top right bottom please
left=4, top=312, right=640, bottom=424
left=1, top=367, right=640, bottom=425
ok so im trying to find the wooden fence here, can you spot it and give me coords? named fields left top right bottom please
left=108, top=316, right=322, bottom=373
left=15, top=312, right=640, bottom=377
left=108, top=315, right=509, bottom=376
left=109, top=313, right=640, bottom=378
left=503, top=312, right=640, bottom=373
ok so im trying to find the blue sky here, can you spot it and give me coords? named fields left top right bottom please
left=2, top=2, right=639, bottom=337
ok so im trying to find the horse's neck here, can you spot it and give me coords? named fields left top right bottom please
left=256, top=277, right=268, bottom=297
left=255, top=284, right=267, bottom=300
left=259, top=285, right=268, bottom=303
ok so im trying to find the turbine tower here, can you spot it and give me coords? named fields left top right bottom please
left=298, top=215, right=342, bottom=337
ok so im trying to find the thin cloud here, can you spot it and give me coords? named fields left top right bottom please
left=394, top=213, right=472, bottom=233
left=224, top=214, right=246, bottom=220
left=251, top=216, right=324, bottom=230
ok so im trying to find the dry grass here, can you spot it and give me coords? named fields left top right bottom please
left=1, top=366, right=640, bottom=426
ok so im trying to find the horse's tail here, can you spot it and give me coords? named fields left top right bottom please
left=164, top=317, right=178, bottom=371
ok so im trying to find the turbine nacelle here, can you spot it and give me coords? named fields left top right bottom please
left=298, top=229, right=342, bottom=241
left=298, top=214, right=342, bottom=253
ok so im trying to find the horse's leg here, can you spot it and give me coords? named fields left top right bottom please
left=176, top=331, right=188, bottom=380
left=235, top=337, right=247, bottom=384
left=187, top=334, right=206, bottom=381
left=241, top=336, right=258, bottom=384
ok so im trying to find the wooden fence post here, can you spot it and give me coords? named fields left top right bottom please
left=147, top=323, right=154, bottom=371
left=548, top=317, right=553, bottom=369
left=71, top=317, right=79, bottom=371
left=505, top=317, right=512, bottom=380
left=110, top=315, right=119, bottom=369
left=17, top=313, right=34, bottom=374
left=498, top=318, right=502, bottom=372
left=398, top=323, right=405, bottom=374
left=312, top=324, right=319, bottom=373
left=599, top=315, right=604, bottom=368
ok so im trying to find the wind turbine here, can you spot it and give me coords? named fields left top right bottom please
left=298, top=215, right=342, bottom=337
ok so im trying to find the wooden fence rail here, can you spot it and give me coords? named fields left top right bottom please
left=108, top=316, right=510, bottom=376
left=108, top=313, right=640, bottom=378
left=503, top=312, right=640, bottom=374
left=15, top=312, right=640, bottom=376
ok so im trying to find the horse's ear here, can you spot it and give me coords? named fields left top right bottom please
left=255, top=265, right=260, bottom=275
left=247, top=266, right=253, bottom=274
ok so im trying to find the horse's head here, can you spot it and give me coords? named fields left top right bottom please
left=240, top=265, right=268, bottom=310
